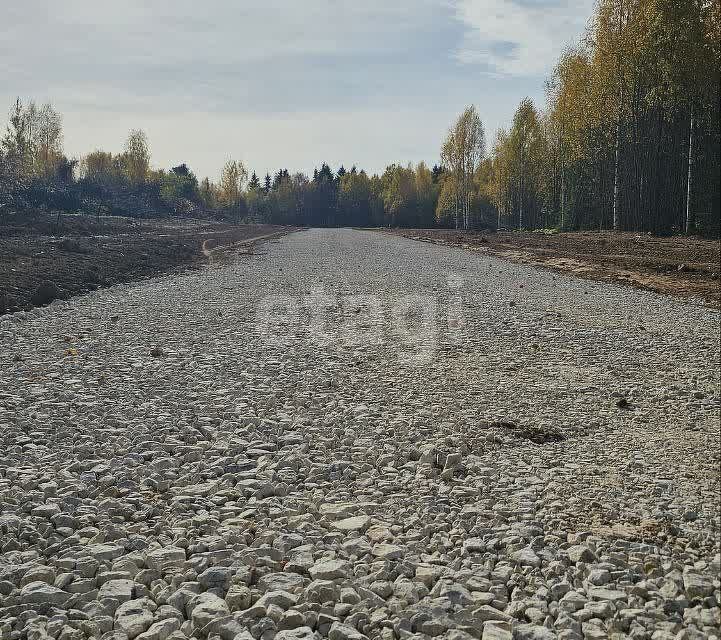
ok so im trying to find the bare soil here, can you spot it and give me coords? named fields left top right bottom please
left=387, top=228, right=721, bottom=307
left=0, top=211, right=290, bottom=314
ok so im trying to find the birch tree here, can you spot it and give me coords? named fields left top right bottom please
left=508, top=99, right=544, bottom=229
left=441, top=106, right=486, bottom=229
left=35, top=103, right=63, bottom=178
left=218, top=159, right=248, bottom=207
left=123, top=129, right=150, bottom=184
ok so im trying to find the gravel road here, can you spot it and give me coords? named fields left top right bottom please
left=1, top=228, right=719, bottom=640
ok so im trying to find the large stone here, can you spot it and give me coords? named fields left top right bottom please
left=330, top=516, right=371, bottom=533
left=514, top=624, right=557, bottom=640
left=146, top=547, right=186, bottom=572
left=342, top=537, right=372, bottom=557
left=309, top=559, right=349, bottom=580
left=416, top=564, right=449, bottom=587
left=190, top=592, right=230, bottom=633
left=257, top=572, right=305, bottom=593
left=276, top=628, right=316, bottom=640
left=20, top=581, right=69, bottom=606
left=98, top=579, right=135, bottom=603
left=88, top=543, right=126, bottom=563
left=303, top=580, right=340, bottom=603
left=587, top=587, right=627, bottom=603
left=135, top=618, right=181, bottom=640
left=208, top=616, right=254, bottom=640
left=472, top=606, right=513, bottom=623
left=115, top=598, right=156, bottom=640
left=198, top=566, right=233, bottom=590
left=683, top=570, right=715, bottom=600
left=566, top=545, right=596, bottom=564
left=511, top=547, right=541, bottom=568
left=371, top=544, right=404, bottom=560
left=255, top=590, right=298, bottom=610
left=431, top=580, right=474, bottom=606
left=463, top=538, right=486, bottom=553
left=329, top=622, right=369, bottom=640
left=20, top=565, right=56, bottom=586
left=482, top=621, right=512, bottom=640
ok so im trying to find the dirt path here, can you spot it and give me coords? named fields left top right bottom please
left=201, top=230, right=294, bottom=263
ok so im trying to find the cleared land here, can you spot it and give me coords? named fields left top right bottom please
left=0, top=229, right=718, bottom=639
left=387, top=229, right=720, bottom=307
left=0, top=212, right=288, bottom=314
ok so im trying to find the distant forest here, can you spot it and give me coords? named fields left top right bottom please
left=1, top=0, right=718, bottom=235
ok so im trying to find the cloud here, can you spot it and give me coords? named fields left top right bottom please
left=1, top=1, right=448, bottom=69
left=452, top=0, right=594, bottom=76
left=0, top=0, right=457, bottom=113
left=0, top=0, right=594, bottom=178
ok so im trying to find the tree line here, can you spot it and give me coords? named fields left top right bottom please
left=0, top=102, right=207, bottom=219
left=0, top=103, right=444, bottom=227
left=482, top=0, right=720, bottom=235
left=1, top=0, right=718, bottom=234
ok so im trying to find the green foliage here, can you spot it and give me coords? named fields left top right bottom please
left=1, top=98, right=64, bottom=179
left=4, top=0, right=719, bottom=243
left=122, top=129, right=150, bottom=185
left=159, top=164, right=200, bottom=207
left=338, top=170, right=375, bottom=226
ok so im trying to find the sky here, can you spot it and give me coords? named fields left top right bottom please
left=1, top=0, right=594, bottom=181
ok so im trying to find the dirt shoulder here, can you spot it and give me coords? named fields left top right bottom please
left=0, top=212, right=292, bottom=314
left=385, top=228, right=720, bottom=307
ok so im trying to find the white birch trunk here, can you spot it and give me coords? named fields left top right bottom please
left=612, top=117, right=621, bottom=231
left=612, top=0, right=623, bottom=232
left=685, top=112, right=694, bottom=234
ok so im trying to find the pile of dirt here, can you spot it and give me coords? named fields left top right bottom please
left=0, top=212, right=290, bottom=314
left=389, top=228, right=720, bottom=306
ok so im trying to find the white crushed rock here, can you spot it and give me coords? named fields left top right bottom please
left=0, top=228, right=718, bottom=640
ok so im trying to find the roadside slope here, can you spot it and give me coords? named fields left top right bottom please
left=386, top=228, right=721, bottom=307
left=0, top=214, right=291, bottom=313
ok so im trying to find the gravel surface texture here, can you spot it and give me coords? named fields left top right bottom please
left=1, top=228, right=719, bottom=640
